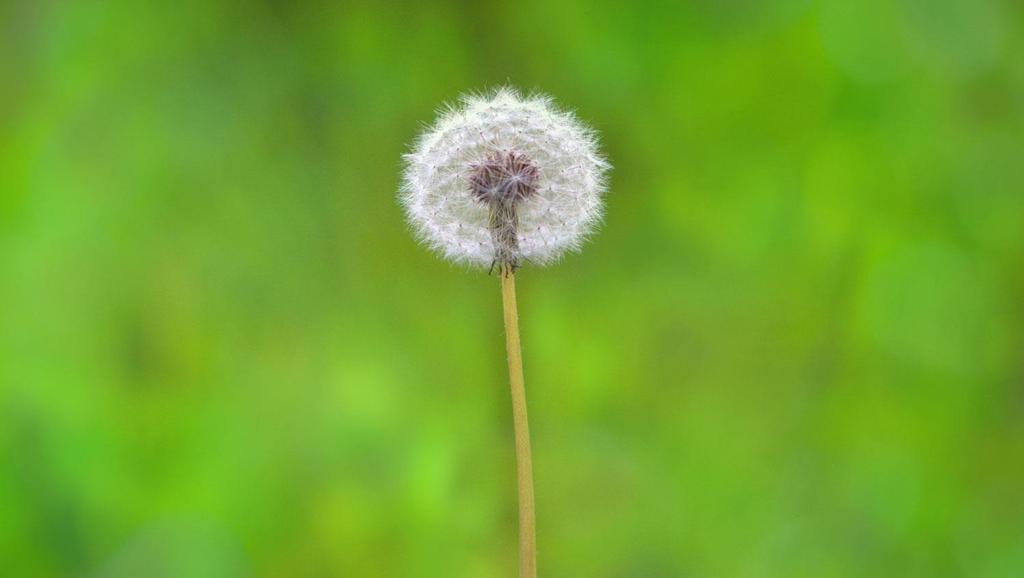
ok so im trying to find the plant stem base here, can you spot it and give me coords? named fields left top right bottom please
left=500, top=266, right=536, bottom=578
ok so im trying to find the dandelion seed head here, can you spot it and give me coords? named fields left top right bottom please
left=400, top=87, right=610, bottom=268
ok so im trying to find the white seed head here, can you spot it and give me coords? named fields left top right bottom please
left=400, top=87, right=610, bottom=269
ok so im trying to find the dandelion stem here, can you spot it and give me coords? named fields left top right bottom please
left=500, top=266, right=536, bottom=578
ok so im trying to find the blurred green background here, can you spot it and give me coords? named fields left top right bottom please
left=2, top=1, right=1023, bottom=577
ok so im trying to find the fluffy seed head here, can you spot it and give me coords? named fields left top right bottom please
left=400, top=87, right=610, bottom=268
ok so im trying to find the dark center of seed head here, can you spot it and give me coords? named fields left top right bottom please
left=468, top=151, right=539, bottom=272
left=468, top=151, right=540, bottom=205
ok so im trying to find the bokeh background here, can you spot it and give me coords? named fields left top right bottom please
left=2, top=1, right=1023, bottom=576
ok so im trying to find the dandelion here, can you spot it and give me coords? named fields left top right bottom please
left=400, top=87, right=610, bottom=578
